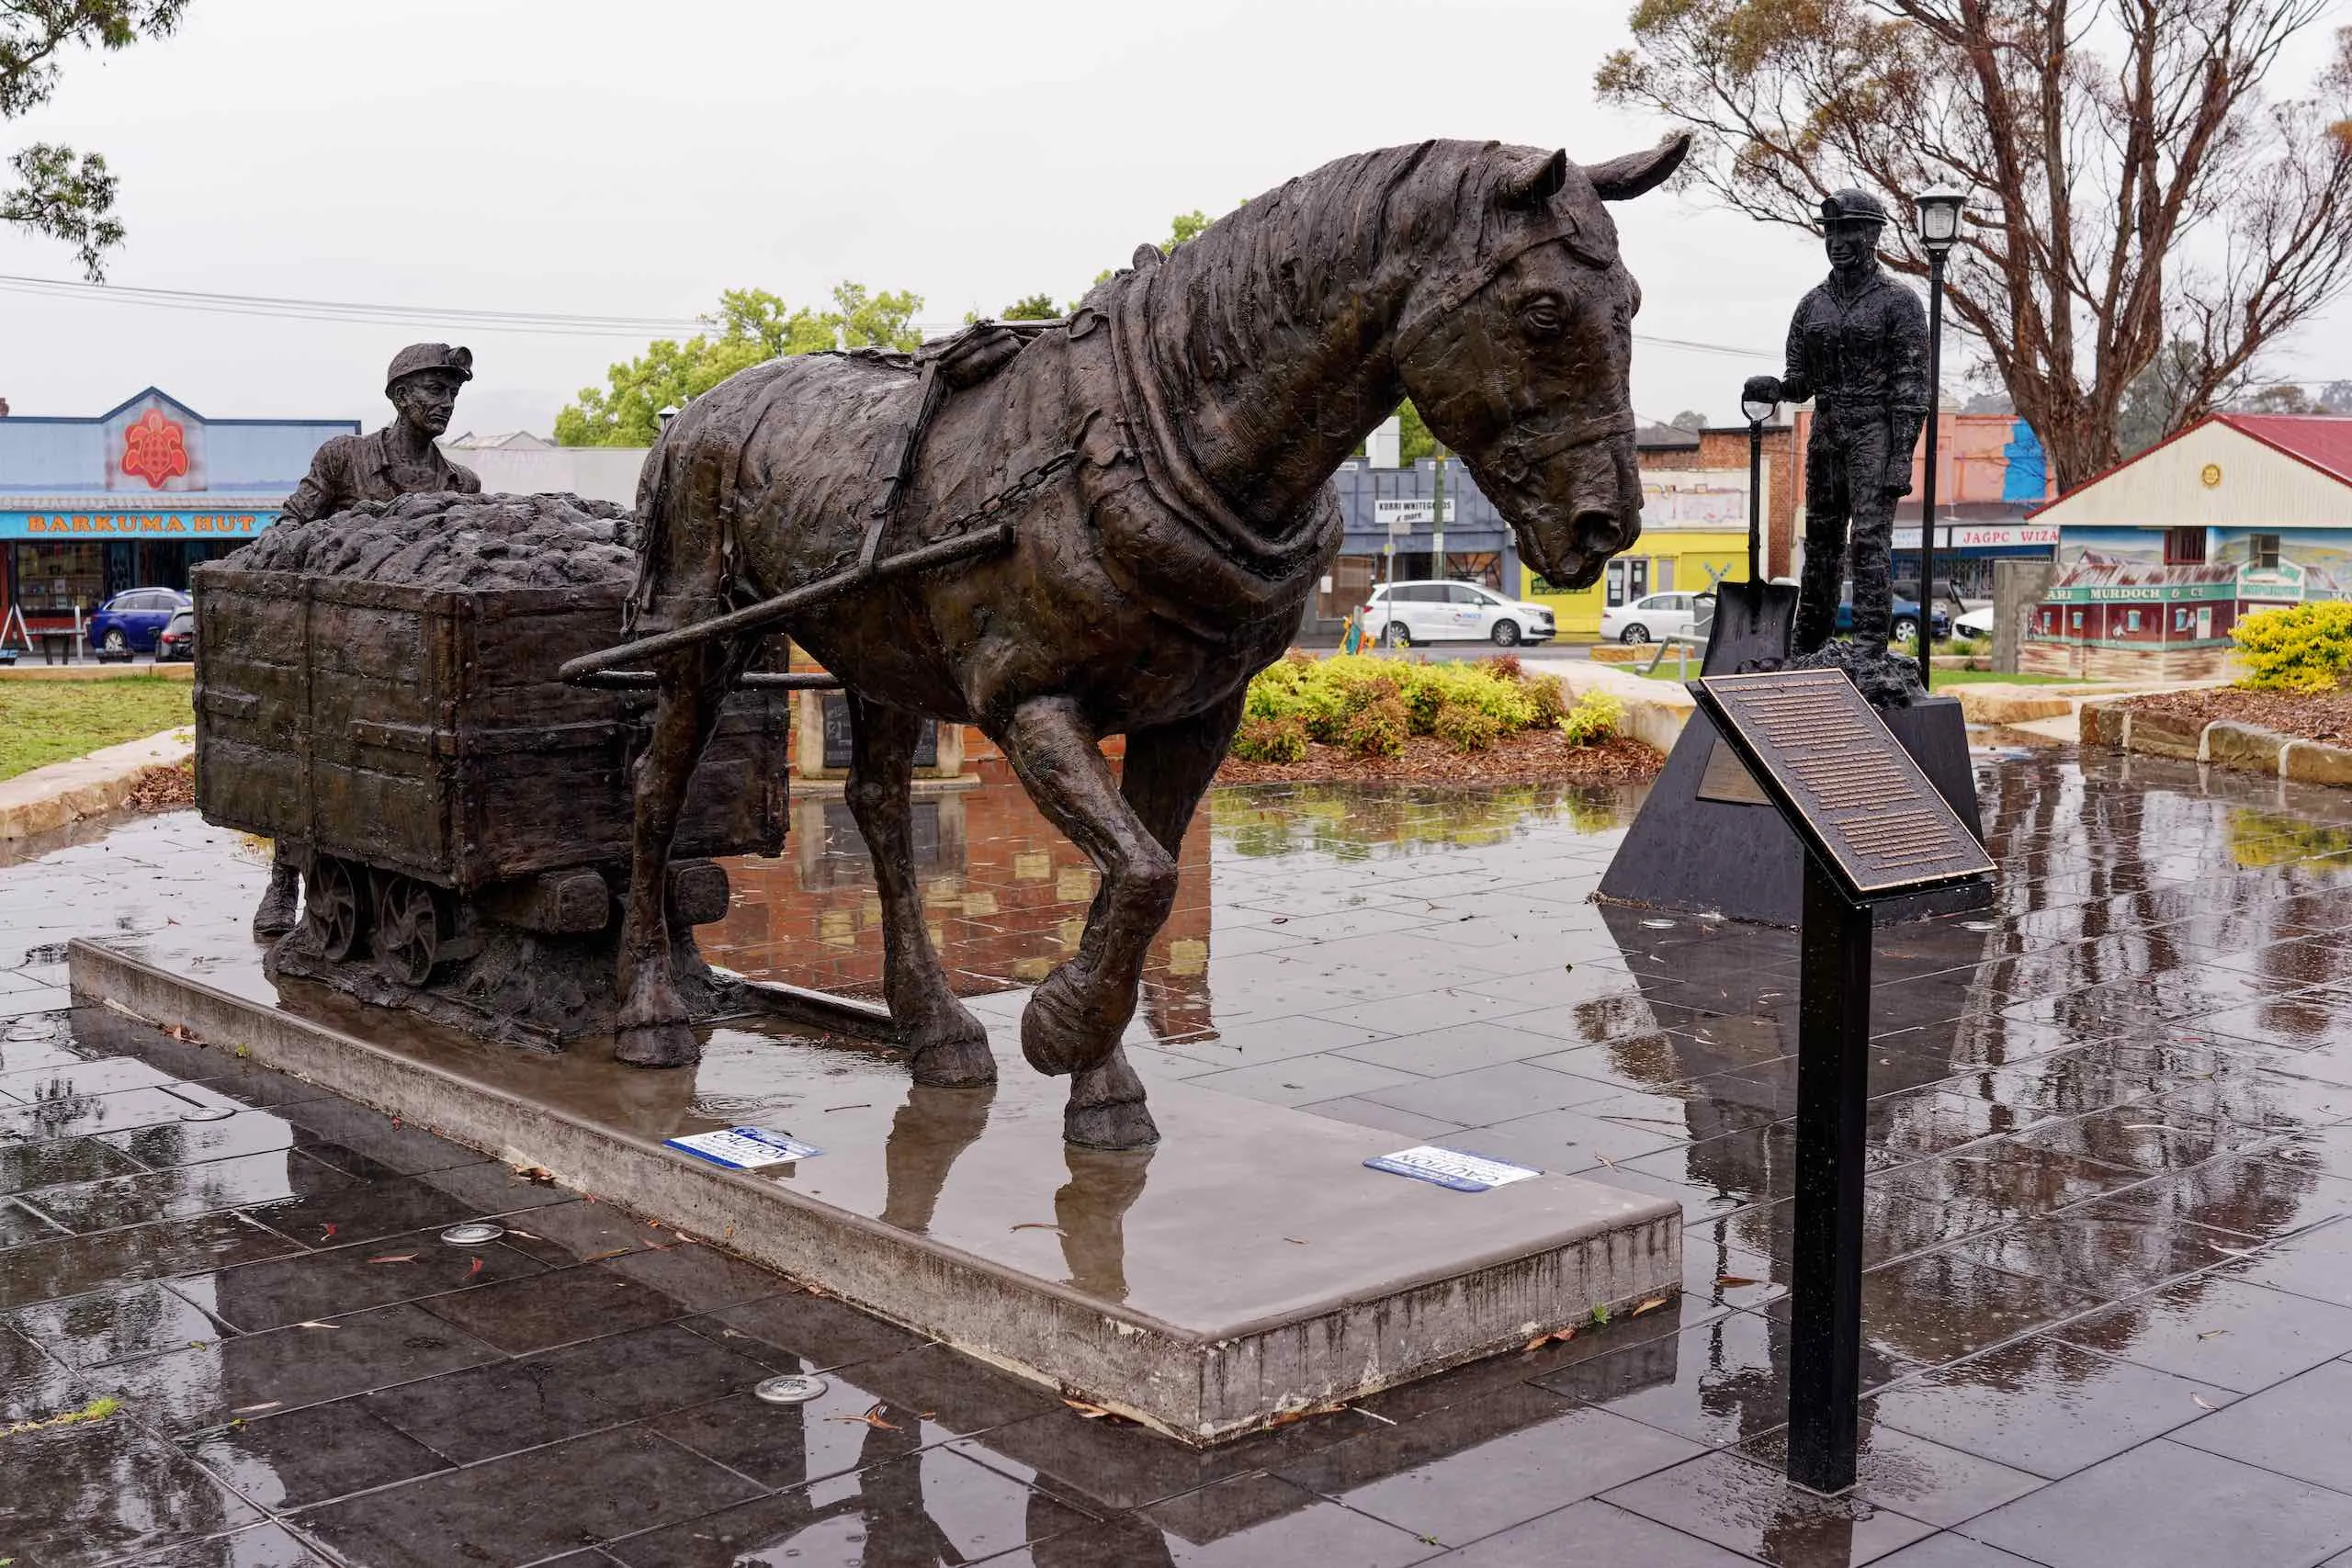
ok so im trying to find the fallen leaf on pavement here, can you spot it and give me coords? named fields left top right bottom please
left=1524, top=1326, right=1578, bottom=1352
left=1630, top=1297, right=1669, bottom=1317
left=1716, top=1276, right=1761, bottom=1288
left=367, top=1254, right=417, bottom=1265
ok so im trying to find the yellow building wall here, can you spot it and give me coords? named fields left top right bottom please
left=1525, top=531, right=1750, bottom=637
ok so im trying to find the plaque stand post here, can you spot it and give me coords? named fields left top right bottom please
left=1674, top=670, right=1996, bottom=1495
left=1788, top=856, right=1873, bottom=1493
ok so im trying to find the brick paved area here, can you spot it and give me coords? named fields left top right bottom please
left=6, top=750, right=2352, bottom=1565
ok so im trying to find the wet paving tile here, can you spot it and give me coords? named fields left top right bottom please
left=1960, top=1438, right=2352, bottom=1568
left=1269, top=1400, right=1705, bottom=1547
left=0, top=1132, right=143, bottom=1193
left=93, top=1108, right=300, bottom=1169
left=0, top=1210, right=300, bottom=1311
left=0, top=1416, right=264, bottom=1567
left=681, top=1286, right=932, bottom=1374
left=92, top=1299, right=505, bottom=1432
left=16, top=1147, right=356, bottom=1235
left=0, top=1079, right=247, bottom=1144
left=2167, top=1358, right=2352, bottom=1493
left=108, top=1523, right=337, bottom=1566
left=174, top=1224, right=548, bottom=1332
left=295, top=1425, right=765, bottom=1568
left=1951, top=1210, right=2249, bottom=1297
left=2055, top=1272, right=2352, bottom=1392
left=1428, top=1496, right=1753, bottom=1565
left=596, top=1240, right=789, bottom=1313
left=13, top=1278, right=237, bottom=1368
left=1005, top=1471, right=1444, bottom=1565
left=1352, top=1058, right=1622, bottom=1125
left=411, top=1259, right=689, bottom=1352
left=1736, top=1426, right=2045, bottom=1530
left=180, top=1395, right=453, bottom=1510
left=602, top=1443, right=1091, bottom=1566
left=1600, top=1449, right=1939, bottom=1567
left=2216, top=1211, right=2352, bottom=1304
left=1869, top=1336, right=2237, bottom=1479
left=367, top=1319, right=774, bottom=1463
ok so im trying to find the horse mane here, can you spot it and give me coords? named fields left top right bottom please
left=1133, top=141, right=1589, bottom=372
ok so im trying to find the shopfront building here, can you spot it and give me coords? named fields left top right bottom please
left=0, top=389, right=354, bottom=639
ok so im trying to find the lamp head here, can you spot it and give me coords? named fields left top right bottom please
left=1916, top=186, right=1966, bottom=254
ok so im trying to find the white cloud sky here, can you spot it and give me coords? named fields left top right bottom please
left=0, top=0, right=2343, bottom=438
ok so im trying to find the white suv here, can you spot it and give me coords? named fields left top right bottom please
left=1360, top=581, right=1556, bottom=648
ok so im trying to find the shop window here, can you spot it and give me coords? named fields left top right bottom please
left=9, top=543, right=104, bottom=617
left=1319, top=554, right=1376, bottom=620
left=2164, top=527, right=2207, bottom=565
left=1655, top=559, right=1675, bottom=592
left=1604, top=560, right=1625, bottom=607
left=2040, top=610, right=2055, bottom=634
left=2174, top=607, right=2192, bottom=631
left=2069, top=610, right=2084, bottom=629
left=2126, top=609, right=2142, bottom=632
left=2254, top=534, right=2282, bottom=570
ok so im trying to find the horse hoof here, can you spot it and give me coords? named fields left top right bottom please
left=1021, top=967, right=1114, bottom=1077
left=908, top=1032, right=997, bottom=1089
left=1066, top=1096, right=1159, bottom=1152
left=615, top=1021, right=700, bottom=1068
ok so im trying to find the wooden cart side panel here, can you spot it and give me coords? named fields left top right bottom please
left=192, top=570, right=311, bottom=843
left=305, top=592, right=454, bottom=881
left=460, top=595, right=632, bottom=730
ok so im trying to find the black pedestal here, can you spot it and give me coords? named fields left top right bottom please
left=1597, top=694, right=1990, bottom=928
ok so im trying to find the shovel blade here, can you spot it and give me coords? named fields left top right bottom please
left=1701, top=583, right=1801, bottom=676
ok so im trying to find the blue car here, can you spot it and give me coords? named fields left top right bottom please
left=87, top=588, right=192, bottom=655
left=1834, top=583, right=1951, bottom=646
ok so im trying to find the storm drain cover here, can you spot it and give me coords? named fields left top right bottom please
left=440, top=1222, right=505, bottom=1246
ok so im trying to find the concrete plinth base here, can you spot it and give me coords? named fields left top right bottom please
left=66, top=938, right=1679, bottom=1445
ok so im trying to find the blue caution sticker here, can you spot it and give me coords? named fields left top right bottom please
left=1364, top=1145, right=1543, bottom=1193
left=664, top=1126, right=823, bottom=1170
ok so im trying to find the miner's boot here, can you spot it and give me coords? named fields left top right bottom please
left=252, top=858, right=300, bottom=939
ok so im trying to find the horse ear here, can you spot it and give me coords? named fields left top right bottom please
left=1498, top=149, right=1570, bottom=209
left=1584, top=131, right=1692, bottom=202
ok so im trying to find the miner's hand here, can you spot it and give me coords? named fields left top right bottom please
left=1883, top=462, right=1915, bottom=499
left=1741, top=375, right=1782, bottom=406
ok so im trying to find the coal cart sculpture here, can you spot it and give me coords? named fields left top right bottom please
left=192, top=492, right=838, bottom=1049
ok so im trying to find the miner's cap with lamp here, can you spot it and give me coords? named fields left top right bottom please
left=1914, top=187, right=1967, bottom=254
left=1817, top=188, right=1891, bottom=231
left=385, top=343, right=475, bottom=396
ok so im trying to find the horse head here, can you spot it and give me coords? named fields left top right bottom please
left=1392, top=134, right=1689, bottom=591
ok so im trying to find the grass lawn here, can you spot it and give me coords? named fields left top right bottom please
left=0, top=677, right=195, bottom=782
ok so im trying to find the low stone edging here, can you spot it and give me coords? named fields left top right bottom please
left=0, top=726, right=194, bottom=840
left=2080, top=699, right=2352, bottom=786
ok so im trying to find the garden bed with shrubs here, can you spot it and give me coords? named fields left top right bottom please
left=2120, top=602, right=2352, bottom=747
left=1216, top=653, right=1664, bottom=785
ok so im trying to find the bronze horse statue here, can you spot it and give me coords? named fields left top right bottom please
left=609, top=134, right=1688, bottom=1150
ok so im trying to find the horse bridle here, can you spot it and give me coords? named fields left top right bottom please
left=1389, top=214, right=1637, bottom=485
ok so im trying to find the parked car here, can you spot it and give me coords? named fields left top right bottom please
left=156, top=606, right=197, bottom=662
left=1599, top=591, right=1714, bottom=647
left=87, top=588, right=192, bottom=655
left=1953, top=604, right=1996, bottom=639
left=1359, top=581, right=1556, bottom=647
left=1832, top=582, right=1950, bottom=646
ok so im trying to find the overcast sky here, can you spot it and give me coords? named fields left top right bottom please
left=1, top=0, right=2345, bottom=439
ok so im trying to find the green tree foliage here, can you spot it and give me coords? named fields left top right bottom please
left=1668, top=410, right=1709, bottom=433
left=1396, top=400, right=1442, bottom=464
left=1, top=1, right=188, bottom=278
left=557, top=284, right=924, bottom=447
left=1001, top=293, right=1060, bottom=321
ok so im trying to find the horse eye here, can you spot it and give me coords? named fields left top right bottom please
left=1521, top=299, right=1566, bottom=336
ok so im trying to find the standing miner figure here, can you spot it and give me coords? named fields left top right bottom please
left=251, top=344, right=481, bottom=938
left=1742, top=190, right=1928, bottom=695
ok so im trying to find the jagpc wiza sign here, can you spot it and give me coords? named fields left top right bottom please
left=0, top=511, right=274, bottom=539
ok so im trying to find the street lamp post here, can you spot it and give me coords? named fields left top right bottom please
left=1913, top=187, right=1965, bottom=694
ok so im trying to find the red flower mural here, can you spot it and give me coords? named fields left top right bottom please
left=121, top=408, right=189, bottom=490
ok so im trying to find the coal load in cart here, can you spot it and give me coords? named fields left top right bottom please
left=191, top=491, right=787, bottom=1049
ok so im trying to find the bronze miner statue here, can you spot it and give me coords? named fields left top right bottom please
left=251, top=344, right=481, bottom=938
left=603, top=136, right=1688, bottom=1149
left=1742, top=189, right=1929, bottom=706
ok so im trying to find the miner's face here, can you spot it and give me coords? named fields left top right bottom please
left=1825, top=221, right=1881, bottom=276
left=390, top=369, right=464, bottom=436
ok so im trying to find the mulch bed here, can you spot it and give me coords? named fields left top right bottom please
left=2121, top=688, right=2352, bottom=748
left=1216, top=730, right=1663, bottom=786
left=122, top=760, right=197, bottom=813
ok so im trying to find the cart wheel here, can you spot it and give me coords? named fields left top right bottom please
left=374, top=874, right=444, bottom=987
left=306, top=858, right=368, bottom=963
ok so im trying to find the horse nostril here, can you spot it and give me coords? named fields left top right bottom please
left=1574, top=508, right=1628, bottom=555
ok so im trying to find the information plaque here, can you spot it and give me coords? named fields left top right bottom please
left=1691, top=670, right=1993, bottom=900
